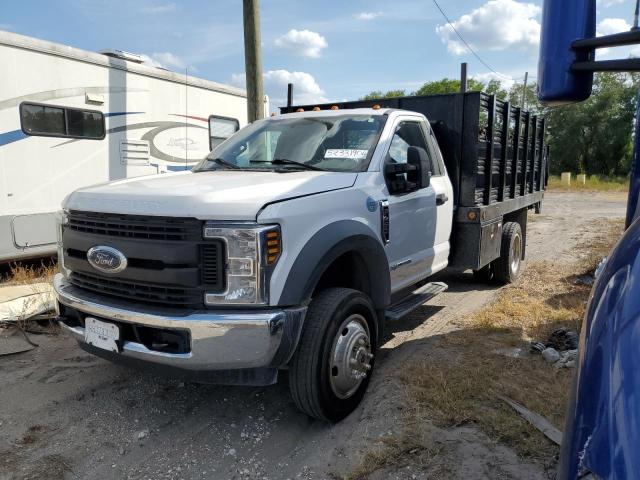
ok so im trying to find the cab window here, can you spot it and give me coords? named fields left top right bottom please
left=388, top=120, right=435, bottom=175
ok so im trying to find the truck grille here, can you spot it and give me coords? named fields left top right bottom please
left=67, top=211, right=202, bottom=241
left=70, top=272, right=203, bottom=308
left=64, top=211, right=225, bottom=308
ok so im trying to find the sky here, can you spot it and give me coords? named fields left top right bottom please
left=1, top=0, right=638, bottom=110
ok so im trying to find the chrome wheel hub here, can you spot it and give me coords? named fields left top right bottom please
left=329, top=314, right=373, bottom=399
left=511, top=232, right=522, bottom=274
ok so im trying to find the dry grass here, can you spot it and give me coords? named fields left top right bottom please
left=401, top=218, right=625, bottom=459
left=547, top=175, right=629, bottom=192
left=342, top=431, right=449, bottom=480
left=1, top=258, right=57, bottom=286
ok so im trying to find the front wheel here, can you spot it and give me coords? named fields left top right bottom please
left=289, top=288, right=377, bottom=422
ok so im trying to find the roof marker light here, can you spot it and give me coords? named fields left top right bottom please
left=330, top=105, right=339, bottom=110
left=372, top=104, right=381, bottom=110
left=312, top=107, right=321, bottom=111
left=296, top=108, right=304, bottom=112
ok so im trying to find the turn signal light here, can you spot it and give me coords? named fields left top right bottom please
left=265, top=230, right=281, bottom=265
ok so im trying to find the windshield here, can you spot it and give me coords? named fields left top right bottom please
left=194, top=114, right=386, bottom=173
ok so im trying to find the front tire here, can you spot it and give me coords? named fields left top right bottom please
left=289, top=288, right=377, bottom=422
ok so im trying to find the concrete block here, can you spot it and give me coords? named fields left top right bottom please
left=576, top=173, right=586, bottom=185
left=561, top=172, right=571, bottom=186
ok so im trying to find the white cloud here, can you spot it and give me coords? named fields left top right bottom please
left=0, top=23, right=13, bottom=31
left=436, top=0, right=541, bottom=55
left=597, top=0, right=626, bottom=7
left=597, top=17, right=631, bottom=35
left=141, top=2, right=176, bottom=14
left=355, top=11, right=383, bottom=20
left=596, top=18, right=640, bottom=58
left=274, top=29, right=328, bottom=58
left=140, top=54, right=164, bottom=68
left=152, top=52, right=186, bottom=70
left=231, top=70, right=328, bottom=108
left=472, top=72, right=515, bottom=90
left=140, top=52, right=189, bottom=71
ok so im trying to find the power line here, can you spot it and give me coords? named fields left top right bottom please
left=431, top=0, right=525, bottom=82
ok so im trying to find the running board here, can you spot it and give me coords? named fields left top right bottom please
left=385, top=282, right=448, bottom=321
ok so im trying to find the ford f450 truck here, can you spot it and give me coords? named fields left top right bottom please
left=54, top=92, right=547, bottom=421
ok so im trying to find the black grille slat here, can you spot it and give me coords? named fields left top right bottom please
left=67, top=211, right=201, bottom=241
left=70, top=272, right=202, bottom=308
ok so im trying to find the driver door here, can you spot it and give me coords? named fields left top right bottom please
left=384, top=119, right=438, bottom=293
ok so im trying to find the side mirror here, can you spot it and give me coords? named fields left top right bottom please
left=384, top=146, right=432, bottom=194
left=407, top=146, right=431, bottom=188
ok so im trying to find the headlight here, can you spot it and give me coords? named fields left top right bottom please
left=55, top=210, right=70, bottom=278
left=203, top=223, right=281, bottom=305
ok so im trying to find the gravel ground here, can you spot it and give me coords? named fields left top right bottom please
left=0, top=192, right=628, bottom=480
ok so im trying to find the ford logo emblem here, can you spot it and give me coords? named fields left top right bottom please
left=87, top=246, right=128, bottom=274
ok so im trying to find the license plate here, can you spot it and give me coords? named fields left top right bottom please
left=84, top=317, right=120, bottom=352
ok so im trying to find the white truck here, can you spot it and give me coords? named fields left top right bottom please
left=53, top=92, right=547, bottom=421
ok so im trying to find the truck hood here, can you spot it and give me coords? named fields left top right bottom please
left=63, top=170, right=357, bottom=220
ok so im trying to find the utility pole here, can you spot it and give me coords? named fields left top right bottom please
left=521, top=71, right=528, bottom=110
left=243, top=0, right=264, bottom=122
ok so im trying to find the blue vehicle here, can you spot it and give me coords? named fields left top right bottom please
left=539, top=1, right=640, bottom=478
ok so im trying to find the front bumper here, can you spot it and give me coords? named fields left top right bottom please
left=53, top=274, right=306, bottom=376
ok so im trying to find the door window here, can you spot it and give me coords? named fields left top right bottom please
left=388, top=120, right=435, bottom=174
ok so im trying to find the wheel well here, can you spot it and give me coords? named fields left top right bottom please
left=312, top=251, right=372, bottom=299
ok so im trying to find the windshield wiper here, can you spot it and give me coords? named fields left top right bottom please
left=208, top=157, right=241, bottom=169
left=250, top=159, right=325, bottom=171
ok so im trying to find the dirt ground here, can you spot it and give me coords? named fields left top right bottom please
left=0, top=192, right=628, bottom=480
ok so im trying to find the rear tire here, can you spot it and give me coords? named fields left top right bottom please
left=492, top=222, right=523, bottom=284
left=289, top=288, right=377, bottom=422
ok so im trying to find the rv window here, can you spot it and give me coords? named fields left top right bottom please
left=20, top=102, right=105, bottom=140
left=21, top=104, right=66, bottom=136
left=209, top=116, right=239, bottom=150
left=67, top=109, right=104, bottom=138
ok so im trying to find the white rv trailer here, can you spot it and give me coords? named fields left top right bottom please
left=0, top=30, right=255, bottom=262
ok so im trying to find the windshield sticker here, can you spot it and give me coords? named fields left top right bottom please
left=324, top=149, right=368, bottom=160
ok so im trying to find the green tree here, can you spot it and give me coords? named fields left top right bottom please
left=361, top=89, right=406, bottom=100
left=486, top=79, right=508, bottom=100
left=413, top=78, right=485, bottom=96
left=508, top=81, right=543, bottom=113
left=546, top=72, right=638, bottom=176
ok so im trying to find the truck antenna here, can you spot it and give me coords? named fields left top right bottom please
left=633, top=0, right=640, bottom=31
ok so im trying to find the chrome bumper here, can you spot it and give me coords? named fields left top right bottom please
left=53, top=274, right=306, bottom=372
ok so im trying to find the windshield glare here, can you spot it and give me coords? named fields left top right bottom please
left=195, top=114, right=386, bottom=173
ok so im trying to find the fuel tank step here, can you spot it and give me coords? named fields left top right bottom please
left=385, top=281, right=448, bottom=321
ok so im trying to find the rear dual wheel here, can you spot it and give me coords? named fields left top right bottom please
left=289, top=288, right=377, bottom=422
left=473, top=221, right=523, bottom=284
left=492, top=221, right=523, bottom=284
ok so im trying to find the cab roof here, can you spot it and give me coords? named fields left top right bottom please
left=275, top=107, right=428, bottom=120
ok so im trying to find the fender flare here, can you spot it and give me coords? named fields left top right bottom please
left=276, top=220, right=390, bottom=309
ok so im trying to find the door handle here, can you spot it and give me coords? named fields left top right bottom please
left=436, top=193, right=449, bottom=206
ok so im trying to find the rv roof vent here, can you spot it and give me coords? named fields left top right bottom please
left=99, top=49, right=144, bottom=63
